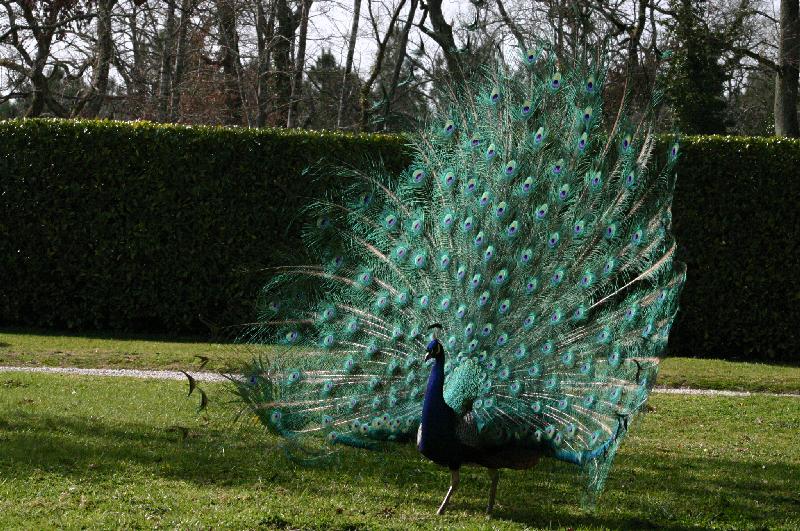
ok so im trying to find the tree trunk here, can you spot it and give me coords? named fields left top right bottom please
left=359, top=0, right=406, bottom=130
left=287, top=0, right=312, bottom=128
left=158, top=0, right=177, bottom=121
left=129, top=9, right=148, bottom=105
left=255, top=0, right=276, bottom=127
left=496, top=0, right=525, bottom=50
left=19, top=3, right=64, bottom=117
left=216, top=0, right=243, bottom=125
left=382, top=0, right=417, bottom=129
left=419, top=0, right=462, bottom=82
left=775, top=0, right=800, bottom=137
left=273, top=0, right=295, bottom=126
left=85, top=0, right=116, bottom=118
left=171, top=0, right=194, bottom=122
left=26, top=70, right=48, bottom=117
left=337, top=0, right=362, bottom=129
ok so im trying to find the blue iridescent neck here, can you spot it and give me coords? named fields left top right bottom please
left=420, top=353, right=451, bottom=438
left=424, top=355, right=446, bottom=402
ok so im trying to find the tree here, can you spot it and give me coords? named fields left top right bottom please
left=379, top=0, right=422, bottom=131
left=254, top=0, right=275, bottom=126
left=417, top=0, right=463, bottom=81
left=774, top=0, right=799, bottom=136
left=171, top=0, right=195, bottom=121
left=665, top=0, right=728, bottom=133
left=287, top=0, right=312, bottom=127
left=337, top=0, right=362, bottom=128
left=272, top=0, right=297, bottom=126
left=74, top=0, right=116, bottom=117
left=0, top=0, right=94, bottom=117
left=158, top=0, right=177, bottom=121
left=359, top=0, right=407, bottom=130
left=0, top=0, right=791, bottom=133
left=304, top=50, right=360, bottom=129
left=215, top=0, right=244, bottom=125
left=730, top=66, right=776, bottom=135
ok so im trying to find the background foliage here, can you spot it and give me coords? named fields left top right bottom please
left=1, top=119, right=798, bottom=361
left=0, top=119, right=408, bottom=333
left=669, top=134, right=800, bottom=361
left=1, top=0, right=797, bottom=137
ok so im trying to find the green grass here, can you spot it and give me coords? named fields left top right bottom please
left=657, top=357, right=800, bottom=394
left=2, top=329, right=799, bottom=394
left=0, top=372, right=798, bottom=529
left=0, top=328, right=261, bottom=372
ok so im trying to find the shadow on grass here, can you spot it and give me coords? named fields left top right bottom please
left=0, top=411, right=797, bottom=529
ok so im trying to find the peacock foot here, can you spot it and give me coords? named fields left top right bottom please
left=486, top=468, right=499, bottom=514
left=436, top=469, right=459, bottom=515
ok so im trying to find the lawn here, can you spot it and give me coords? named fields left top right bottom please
left=0, top=372, right=798, bottom=530
left=1, top=329, right=799, bottom=394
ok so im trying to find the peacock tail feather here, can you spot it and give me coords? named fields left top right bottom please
left=231, top=41, right=685, bottom=503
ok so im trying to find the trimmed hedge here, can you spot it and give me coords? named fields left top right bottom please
left=669, top=135, right=800, bottom=362
left=0, top=119, right=409, bottom=333
left=1, top=120, right=798, bottom=361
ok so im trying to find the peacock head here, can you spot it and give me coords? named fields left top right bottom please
left=425, top=323, right=445, bottom=361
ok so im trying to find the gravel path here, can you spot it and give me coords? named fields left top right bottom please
left=653, top=387, right=800, bottom=398
left=1, top=364, right=798, bottom=398
left=0, top=365, right=229, bottom=382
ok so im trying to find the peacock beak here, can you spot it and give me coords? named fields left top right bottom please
left=424, top=351, right=433, bottom=362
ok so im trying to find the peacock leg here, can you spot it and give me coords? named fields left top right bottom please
left=486, top=468, right=499, bottom=514
left=436, top=469, right=460, bottom=515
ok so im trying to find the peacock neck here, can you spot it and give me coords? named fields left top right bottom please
left=424, top=356, right=446, bottom=405
left=420, top=355, right=454, bottom=443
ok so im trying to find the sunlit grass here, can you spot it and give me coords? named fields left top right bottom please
left=2, top=329, right=799, bottom=394
left=656, top=357, right=800, bottom=394
left=0, top=372, right=798, bottom=529
left=0, top=328, right=262, bottom=372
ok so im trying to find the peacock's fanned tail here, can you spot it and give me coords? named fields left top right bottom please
left=232, top=42, right=685, bottom=502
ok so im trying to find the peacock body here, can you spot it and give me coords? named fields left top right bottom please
left=232, top=41, right=686, bottom=513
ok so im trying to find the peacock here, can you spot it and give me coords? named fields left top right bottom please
left=226, top=41, right=686, bottom=515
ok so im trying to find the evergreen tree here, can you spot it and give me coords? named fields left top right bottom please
left=665, top=0, right=728, bottom=134
left=303, top=50, right=361, bottom=130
